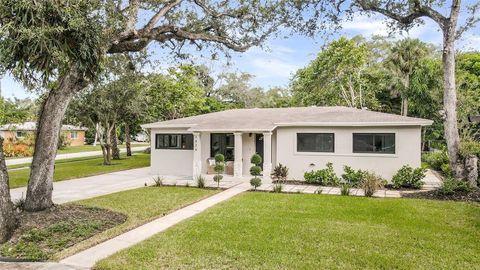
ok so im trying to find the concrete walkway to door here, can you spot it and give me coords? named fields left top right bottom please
left=60, top=182, right=250, bottom=269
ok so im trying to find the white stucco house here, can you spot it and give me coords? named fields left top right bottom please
left=142, top=106, right=433, bottom=181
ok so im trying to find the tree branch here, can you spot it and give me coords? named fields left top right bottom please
left=108, top=1, right=279, bottom=55
left=455, top=1, right=479, bottom=39
left=143, top=0, right=183, bottom=32
left=193, top=0, right=240, bottom=19
left=355, top=0, right=447, bottom=29
left=118, top=0, right=140, bottom=40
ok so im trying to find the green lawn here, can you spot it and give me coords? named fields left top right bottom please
left=96, top=193, right=480, bottom=270
left=57, top=144, right=149, bottom=154
left=55, top=186, right=219, bottom=259
left=8, top=153, right=150, bottom=188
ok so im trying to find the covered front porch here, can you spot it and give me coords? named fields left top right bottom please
left=192, top=131, right=275, bottom=180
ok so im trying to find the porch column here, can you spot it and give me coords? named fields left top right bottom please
left=234, top=132, right=243, bottom=177
left=192, top=132, right=202, bottom=178
left=263, top=131, right=272, bottom=180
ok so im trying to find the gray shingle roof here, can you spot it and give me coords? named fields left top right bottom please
left=142, top=106, right=433, bottom=131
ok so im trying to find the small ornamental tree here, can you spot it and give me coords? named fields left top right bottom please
left=250, top=153, right=262, bottom=190
left=213, top=154, right=225, bottom=189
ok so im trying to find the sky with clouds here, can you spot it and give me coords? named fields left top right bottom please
left=1, top=5, right=479, bottom=99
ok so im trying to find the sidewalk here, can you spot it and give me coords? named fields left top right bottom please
left=60, top=182, right=250, bottom=269
left=6, top=146, right=148, bottom=166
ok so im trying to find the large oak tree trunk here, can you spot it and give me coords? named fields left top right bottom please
left=442, top=27, right=463, bottom=178
left=24, top=69, right=87, bottom=212
left=125, top=123, right=132, bottom=157
left=0, top=137, right=17, bottom=243
left=112, top=123, right=120, bottom=160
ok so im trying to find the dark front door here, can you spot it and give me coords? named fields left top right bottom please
left=255, top=134, right=264, bottom=169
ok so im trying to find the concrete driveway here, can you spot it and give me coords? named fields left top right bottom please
left=10, top=167, right=154, bottom=204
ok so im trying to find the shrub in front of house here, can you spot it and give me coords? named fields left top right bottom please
left=271, top=163, right=288, bottom=183
left=250, top=178, right=261, bottom=190
left=213, top=154, right=225, bottom=188
left=250, top=153, right=262, bottom=190
left=272, top=183, right=283, bottom=193
left=196, top=175, right=206, bottom=188
left=3, top=142, right=33, bottom=158
left=270, top=164, right=288, bottom=193
left=152, top=176, right=164, bottom=187
left=360, top=172, right=384, bottom=197
left=340, top=183, right=350, bottom=196
left=341, top=166, right=367, bottom=187
left=440, top=178, right=472, bottom=195
left=58, top=132, right=72, bottom=150
left=422, top=150, right=451, bottom=175
left=392, top=165, right=427, bottom=189
left=304, top=162, right=340, bottom=186
left=459, top=140, right=480, bottom=157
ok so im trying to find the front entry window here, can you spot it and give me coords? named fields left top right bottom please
left=211, top=133, right=235, bottom=161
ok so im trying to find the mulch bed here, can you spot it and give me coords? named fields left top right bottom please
left=0, top=204, right=126, bottom=261
left=272, top=180, right=315, bottom=185
left=402, top=189, right=480, bottom=202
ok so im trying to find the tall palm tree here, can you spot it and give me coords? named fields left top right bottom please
left=387, top=39, right=432, bottom=116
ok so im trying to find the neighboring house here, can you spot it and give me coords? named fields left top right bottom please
left=134, top=132, right=149, bottom=142
left=0, top=122, right=87, bottom=146
left=142, top=107, right=432, bottom=180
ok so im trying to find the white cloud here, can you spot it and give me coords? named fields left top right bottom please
left=251, top=58, right=300, bottom=79
left=459, top=33, right=480, bottom=51
left=341, top=14, right=442, bottom=45
left=342, top=15, right=390, bottom=36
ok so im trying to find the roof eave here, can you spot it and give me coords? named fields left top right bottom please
left=274, top=121, right=434, bottom=127
left=188, top=128, right=275, bottom=132
left=141, top=123, right=197, bottom=129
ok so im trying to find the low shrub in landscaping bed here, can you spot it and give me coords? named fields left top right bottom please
left=391, top=165, right=426, bottom=189
left=304, top=162, right=340, bottom=186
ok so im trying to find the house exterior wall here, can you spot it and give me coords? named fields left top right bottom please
left=1, top=130, right=85, bottom=146
left=67, top=131, right=85, bottom=146
left=275, top=126, right=422, bottom=181
left=150, top=130, right=274, bottom=178
left=150, top=128, right=193, bottom=177
left=200, top=132, right=210, bottom=174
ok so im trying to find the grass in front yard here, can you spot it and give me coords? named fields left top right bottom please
left=8, top=153, right=150, bottom=188
left=57, top=144, right=149, bottom=154
left=55, top=186, right=219, bottom=259
left=96, top=193, right=480, bottom=270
